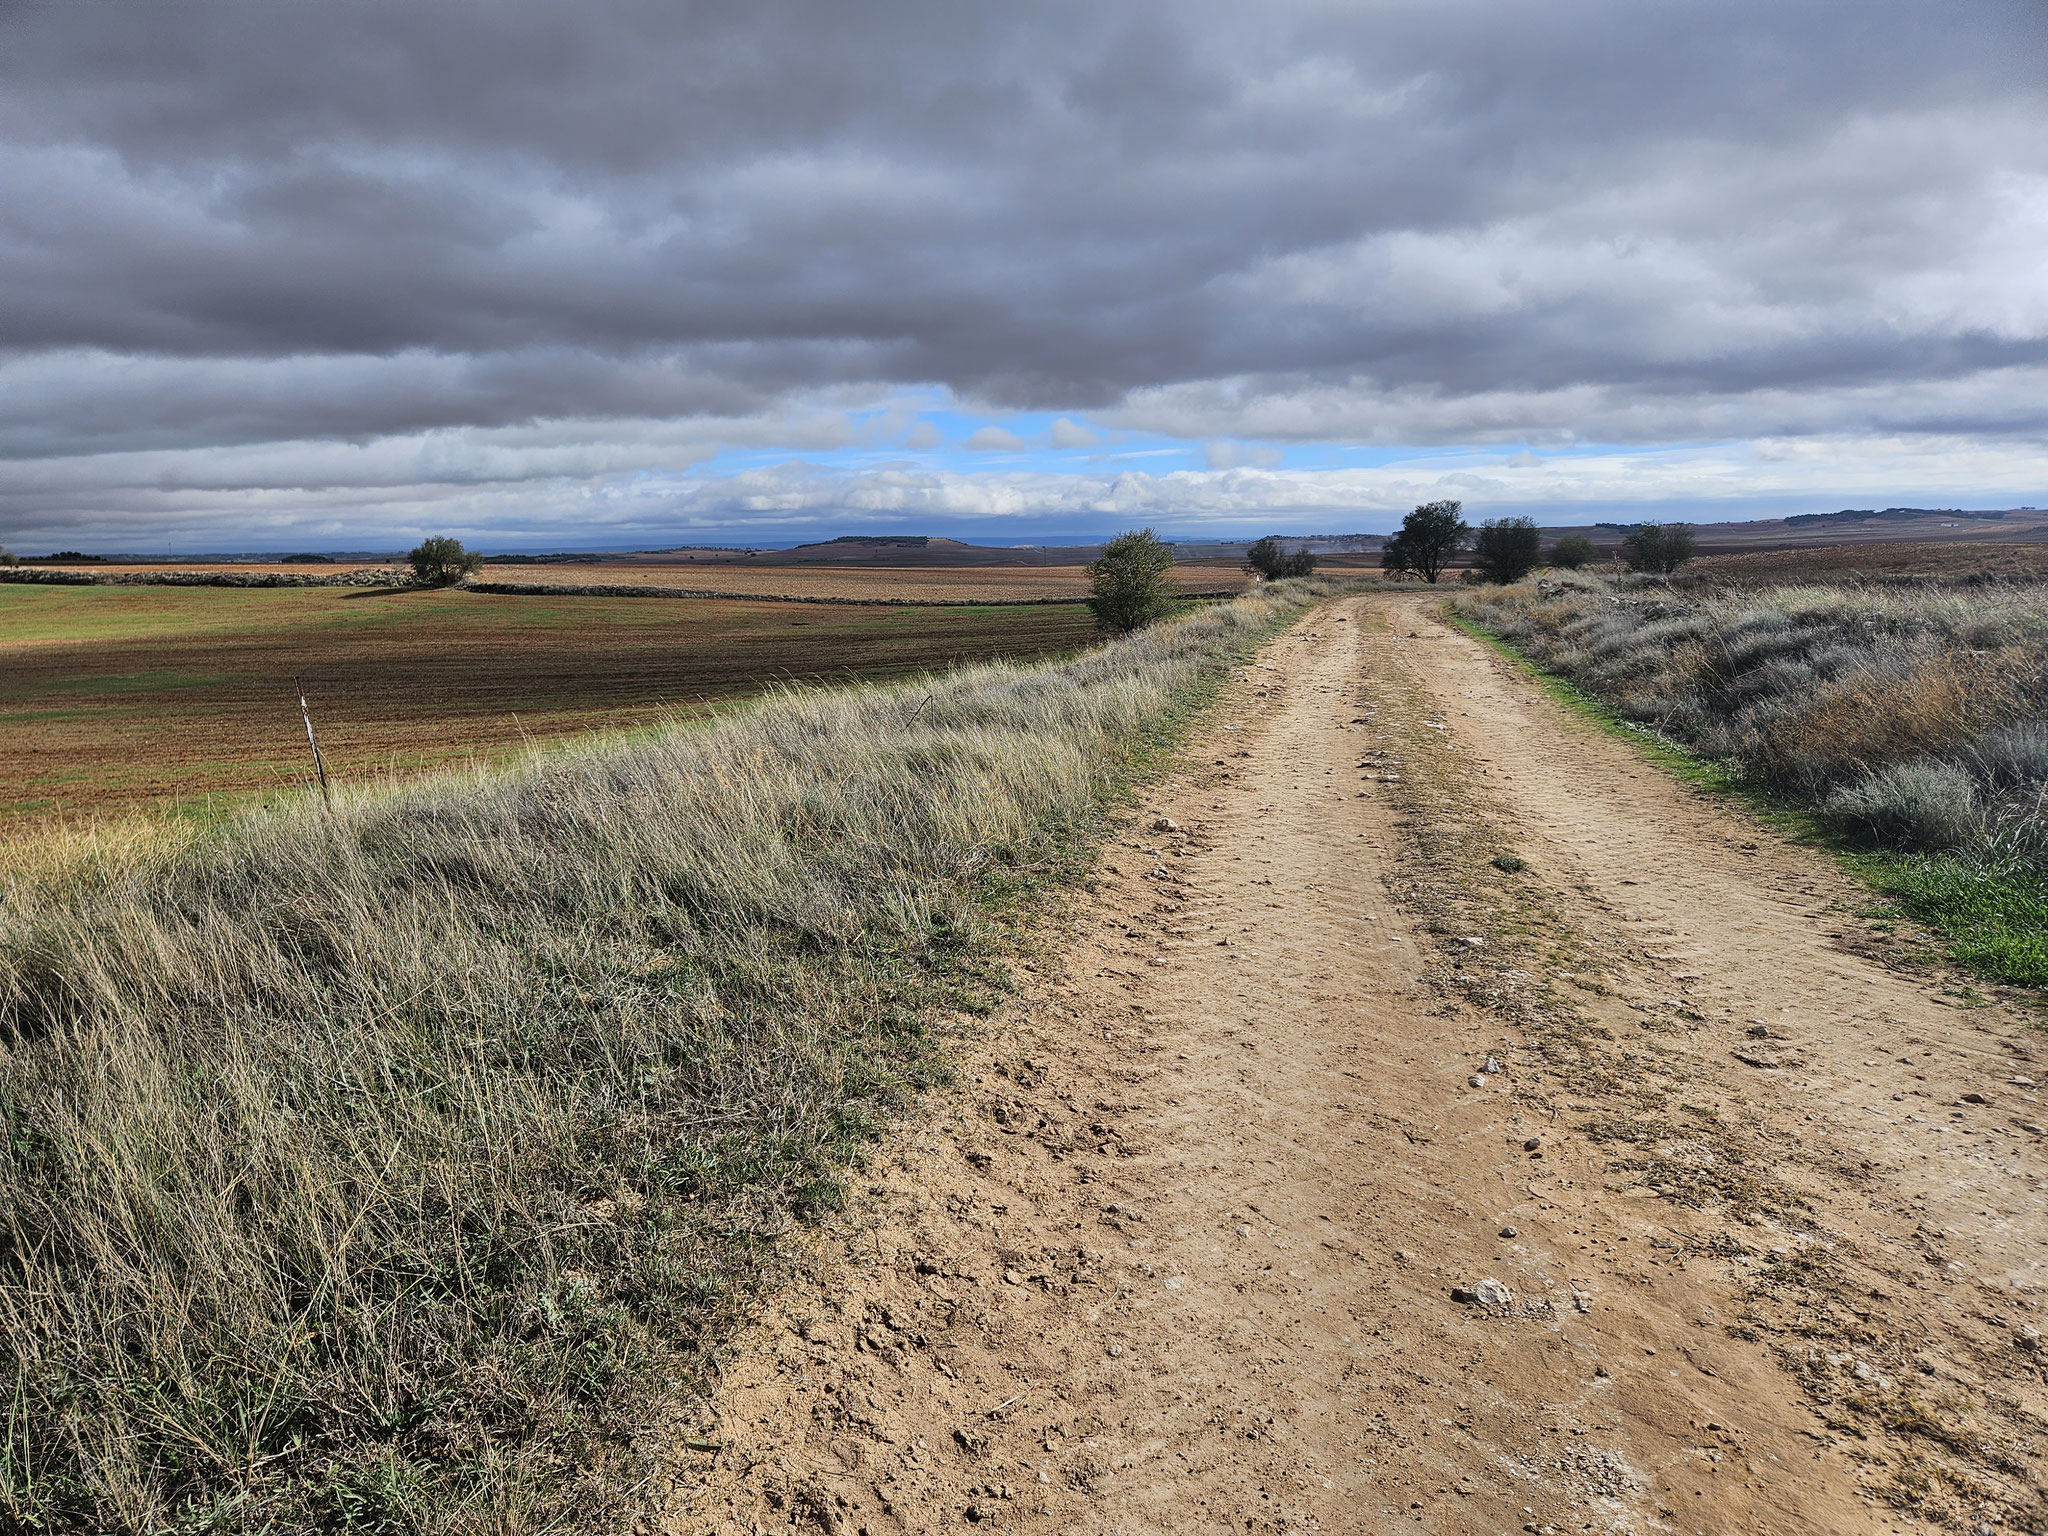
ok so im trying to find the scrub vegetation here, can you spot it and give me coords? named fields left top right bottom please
left=1453, top=573, right=2048, bottom=986
left=0, top=580, right=1331, bottom=1533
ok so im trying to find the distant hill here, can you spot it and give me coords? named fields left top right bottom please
left=792, top=535, right=932, bottom=549
left=1782, top=507, right=2007, bottom=529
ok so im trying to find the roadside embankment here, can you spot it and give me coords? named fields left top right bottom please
left=0, top=578, right=1334, bottom=1533
left=1453, top=574, right=2048, bottom=987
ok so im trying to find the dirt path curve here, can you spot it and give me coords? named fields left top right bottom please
left=668, top=593, right=2047, bottom=1536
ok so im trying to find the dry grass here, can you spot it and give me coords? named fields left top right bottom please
left=0, top=579, right=1332, bottom=1534
left=1453, top=574, right=2048, bottom=986
left=1452, top=575, right=2048, bottom=857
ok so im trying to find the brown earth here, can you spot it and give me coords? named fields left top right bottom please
left=0, top=585, right=1095, bottom=820
left=664, top=591, right=2048, bottom=1536
left=18, top=562, right=1257, bottom=602
left=1685, top=542, right=2048, bottom=587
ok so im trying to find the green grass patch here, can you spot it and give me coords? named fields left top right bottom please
left=1851, top=854, right=2048, bottom=988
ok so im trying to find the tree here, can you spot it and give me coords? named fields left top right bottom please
left=1086, top=529, right=1177, bottom=632
left=1619, top=522, right=1697, bottom=576
left=1550, top=530, right=1596, bottom=570
left=0, top=546, right=16, bottom=568
left=1471, top=517, right=1542, bottom=584
left=1244, top=535, right=1316, bottom=580
left=408, top=536, right=483, bottom=587
left=1380, top=501, right=1469, bottom=584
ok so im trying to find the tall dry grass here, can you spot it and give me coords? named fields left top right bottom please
left=0, top=581, right=1331, bottom=1533
left=1453, top=574, right=2048, bottom=859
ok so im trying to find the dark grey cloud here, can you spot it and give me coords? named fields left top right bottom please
left=0, top=0, right=2044, bottom=545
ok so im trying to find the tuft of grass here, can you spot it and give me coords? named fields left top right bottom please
left=1851, top=854, right=2048, bottom=988
left=0, top=578, right=1337, bottom=1533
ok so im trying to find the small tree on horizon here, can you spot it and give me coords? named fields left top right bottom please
left=1472, top=517, right=1542, bottom=584
left=1620, top=522, right=1697, bottom=576
left=1550, top=530, right=1596, bottom=570
left=1244, top=535, right=1316, bottom=581
left=1086, top=529, right=1177, bottom=633
left=1380, top=501, right=1469, bottom=583
left=407, top=536, right=484, bottom=587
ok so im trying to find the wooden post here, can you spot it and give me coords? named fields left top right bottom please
left=296, top=676, right=332, bottom=809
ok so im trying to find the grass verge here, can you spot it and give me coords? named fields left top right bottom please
left=0, top=579, right=1333, bottom=1534
left=1440, top=604, right=2048, bottom=997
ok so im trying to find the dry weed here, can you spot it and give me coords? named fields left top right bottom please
left=0, top=580, right=1335, bottom=1533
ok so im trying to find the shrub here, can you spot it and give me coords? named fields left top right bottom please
left=1620, top=523, right=1697, bottom=575
left=1472, top=517, right=1542, bottom=584
left=1086, top=528, right=1177, bottom=632
left=1550, top=531, right=1596, bottom=570
left=407, top=535, right=483, bottom=586
left=1971, top=720, right=2048, bottom=791
left=1451, top=575, right=2048, bottom=867
left=1381, top=501, right=1469, bottom=584
left=1829, top=760, right=1982, bottom=851
left=1244, top=535, right=1316, bottom=581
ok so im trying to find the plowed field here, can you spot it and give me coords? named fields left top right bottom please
left=0, top=584, right=1096, bottom=821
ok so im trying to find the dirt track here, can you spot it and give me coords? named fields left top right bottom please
left=670, top=593, right=2048, bottom=1535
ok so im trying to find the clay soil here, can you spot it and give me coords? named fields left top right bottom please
left=478, top=564, right=1253, bottom=601
left=0, top=584, right=1094, bottom=821
left=1686, top=542, right=2048, bottom=586
left=668, top=591, right=2048, bottom=1536
left=20, top=562, right=1256, bottom=603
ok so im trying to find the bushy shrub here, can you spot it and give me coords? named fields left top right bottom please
left=1972, top=721, right=2048, bottom=791
left=1829, top=760, right=1982, bottom=851
left=1086, top=528, right=1177, bottom=632
left=1620, top=523, right=1697, bottom=575
left=1472, top=517, right=1541, bottom=584
left=1550, top=530, right=1596, bottom=569
left=407, top=535, right=483, bottom=586
left=1244, top=535, right=1316, bottom=580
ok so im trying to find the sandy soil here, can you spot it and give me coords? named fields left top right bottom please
left=665, top=592, right=2048, bottom=1535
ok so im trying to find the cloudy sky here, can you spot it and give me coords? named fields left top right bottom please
left=3, top=1, right=2045, bottom=553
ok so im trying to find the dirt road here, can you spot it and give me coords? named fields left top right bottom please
left=670, top=593, right=2048, bottom=1535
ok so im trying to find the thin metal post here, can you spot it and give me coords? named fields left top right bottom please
left=296, top=676, right=332, bottom=809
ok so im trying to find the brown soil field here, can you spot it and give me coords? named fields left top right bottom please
left=1687, top=540, right=2048, bottom=586
left=669, top=592, right=2048, bottom=1535
left=477, top=563, right=1253, bottom=600
left=0, top=584, right=1096, bottom=822
left=15, top=561, right=1257, bottom=603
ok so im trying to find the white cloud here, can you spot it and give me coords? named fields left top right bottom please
left=0, top=2, right=2043, bottom=546
left=9, top=425, right=2042, bottom=551
left=1203, top=440, right=1284, bottom=470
